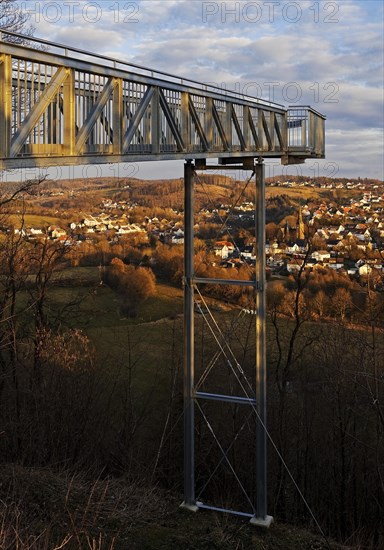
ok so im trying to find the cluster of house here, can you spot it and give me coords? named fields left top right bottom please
left=12, top=213, right=146, bottom=242
left=212, top=191, right=384, bottom=281
left=269, top=180, right=381, bottom=191
left=100, top=198, right=138, bottom=211
left=7, top=182, right=384, bottom=285
left=213, top=237, right=383, bottom=279
left=269, top=245, right=382, bottom=279
left=69, top=214, right=146, bottom=236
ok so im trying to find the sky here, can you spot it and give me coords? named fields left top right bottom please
left=8, top=0, right=384, bottom=181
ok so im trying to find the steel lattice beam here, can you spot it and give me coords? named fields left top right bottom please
left=0, top=32, right=325, bottom=170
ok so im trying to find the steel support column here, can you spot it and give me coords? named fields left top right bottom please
left=250, top=158, right=273, bottom=527
left=180, top=160, right=198, bottom=512
left=0, top=53, right=12, bottom=158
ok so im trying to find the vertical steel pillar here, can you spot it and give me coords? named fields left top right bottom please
left=63, top=68, right=75, bottom=156
left=180, top=160, right=198, bottom=512
left=250, top=158, right=273, bottom=527
left=0, top=53, right=12, bottom=159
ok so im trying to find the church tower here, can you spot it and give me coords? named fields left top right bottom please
left=297, top=205, right=305, bottom=240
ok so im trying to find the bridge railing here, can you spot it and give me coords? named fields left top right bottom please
left=287, top=106, right=325, bottom=157
left=0, top=30, right=281, bottom=110
left=0, top=31, right=326, bottom=169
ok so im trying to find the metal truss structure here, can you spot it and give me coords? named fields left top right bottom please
left=0, top=31, right=326, bottom=526
left=0, top=31, right=324, bottom=170
left=181, top=159, right=274, bottom=526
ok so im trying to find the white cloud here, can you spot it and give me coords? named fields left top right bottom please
left=54, top=26, right=126, bottom=52
left=25, top=0, right=384, bottom=178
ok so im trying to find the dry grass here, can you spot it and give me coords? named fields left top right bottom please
left=0, top=464, right=345, bottom=550
left=0, top=465, right=169, bottom=550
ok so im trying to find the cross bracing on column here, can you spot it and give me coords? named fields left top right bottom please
left=180, top=160, right=273, bottom=524
left=195, top=406, right=255, bottom=503
left=188, top=263, right=329, bottom=535
left=194, top=289, right=257, bottom=402
left=0, top=31, right=325, bottom=169
left=192, top=167, right=258, bottom=284
left=195, top=400, right=257, bottom=515
left=190, top=166, right=261, bottom=401
left=192, top=295, right=262, bottom=516
left=192, top=291, right=329, bottom=540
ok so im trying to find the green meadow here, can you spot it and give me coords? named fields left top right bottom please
left=8, top=213, right=63, bottom=228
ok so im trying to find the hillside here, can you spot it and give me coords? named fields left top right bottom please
left=0, top=267, right=380, bottom=549
left=1, top=464, right=338, bottom=550
left=0, top=176, right=382, bottom=550
left=6, top=174, right=380, bottom=215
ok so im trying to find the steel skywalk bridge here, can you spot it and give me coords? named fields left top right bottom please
left=0, top=31, right=326, bottom=528
left=0, top=31, right=325, bottom=170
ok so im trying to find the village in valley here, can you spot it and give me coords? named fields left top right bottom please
left=7, top=175, right=383, bottom=291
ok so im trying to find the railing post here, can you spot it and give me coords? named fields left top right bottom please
left=243, top=106, right=250, bottom=150
left=0, top=53, right=12, bottom=159
left=151, top=87, right=160, bottom=154
left=113, top=78, right=123, bottom=155
left=206, top=97, right=213, bottom=151
left=258, top=109, right=265, bottom=151
left=301, top=109, right=307, bottom=149
left=63, top=68, right=75, bottom=156
left=181, top=92, right=189, bottom=153
left=225, top=101, right=232, bottom=150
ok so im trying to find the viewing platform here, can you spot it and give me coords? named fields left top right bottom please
left=0, top=31, right=325, bottom=170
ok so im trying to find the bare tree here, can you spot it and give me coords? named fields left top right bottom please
left=0, top=178, right=43, bottom=209
left=0, top=0, right=33, bottom=39
left=104, top=257, right=156, bottom=317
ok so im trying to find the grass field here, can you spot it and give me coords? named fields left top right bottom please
left=48, top=268, right=184, bottom=326
left=8, top=213, right=63, bottom=228
left=46, top=267, right=186, bottom=394
left=44, top=267, right=252, bottom=409
left=43, top=266, right=384, bottom=406
left=46, top=266, right=383, bottom=358
left=266, top=185, right=361, bottom=202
